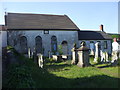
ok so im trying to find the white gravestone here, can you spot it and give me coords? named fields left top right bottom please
left=71, top=43, right=77, bottom=65
left=28, top=47, right=31, bottom=58
left=38, top=54, right=43, bottom=68
left=94, top=42, right=101, bottom=63
left=101, top=51, right=109, bottom=63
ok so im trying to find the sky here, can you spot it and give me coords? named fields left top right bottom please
left=0, top=1, right=119, bottom=33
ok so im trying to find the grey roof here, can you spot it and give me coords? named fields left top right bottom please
left=78, top=30, right=112, bottom=40
left=6, top=13, right=79, bottom=30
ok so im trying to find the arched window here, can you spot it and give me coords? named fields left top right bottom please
left=35, top=36, right=42, bottom=54
left=51, top=36, right=57, bottom=54
left=61, top=41, right=68, bottom=55
left=20, top=36, right=28, bottom=54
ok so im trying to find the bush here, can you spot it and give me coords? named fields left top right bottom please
left=3, top=64, right=35, bottom=88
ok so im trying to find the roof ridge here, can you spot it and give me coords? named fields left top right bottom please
left=8, top=12, right=65, bottom=17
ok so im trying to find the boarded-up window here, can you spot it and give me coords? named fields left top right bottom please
left=20, top=36, right=28, bottom=54
left=61, top=41, right=68, bottom=55
left=51, top=36, right=57, bottom=54
left=35, top=36, right=42, bottom=54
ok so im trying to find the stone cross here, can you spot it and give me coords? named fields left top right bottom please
left=94, top=42, right=101, bottom=63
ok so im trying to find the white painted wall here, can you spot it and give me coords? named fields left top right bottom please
left=1, top=31, right=7, bottom=47
left=7, top=30, right=78, bottom=56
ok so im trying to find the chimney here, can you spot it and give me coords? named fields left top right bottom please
left=100, top=24, right=104, bottom=32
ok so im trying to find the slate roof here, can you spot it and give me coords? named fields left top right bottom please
left=6, top=13, right=79, bottom=30
left=78, top=30, right=112, bottom=40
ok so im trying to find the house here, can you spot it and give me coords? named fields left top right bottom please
left=78, top=25, right=112, bottom=55
left=5, top=13, right=79, bottom=57
left=4, top=12, right=112, bottom=58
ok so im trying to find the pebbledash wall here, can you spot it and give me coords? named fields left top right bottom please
left=7, top=30, right=78, bottom=56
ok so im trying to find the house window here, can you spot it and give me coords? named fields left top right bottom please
left=44, top=30, right=49, bottom=34
left=104, top=41, right=107, bottom=49
left=61, top=41, right=68, bottom=55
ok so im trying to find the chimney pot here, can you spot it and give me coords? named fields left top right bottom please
left=100, top=24, right=104, bottom=31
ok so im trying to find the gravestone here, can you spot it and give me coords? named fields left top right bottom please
left=101, top=51, right=109, bottom=63
left=38, top=54, right=43, bottom=68
left=77, top=42, right=90, bottom=67
left=94, top=42, right=101, bottom=63
left=33, top=47, right=37, bottom=63
left=48, top=51, right=51, bottom=59
left=28, top=47, right=31, bottom=58
left=71, top=43, right=78, bottom=64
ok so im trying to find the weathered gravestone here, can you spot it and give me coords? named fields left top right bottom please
left=37, top=53, right=44, bottom=68
left=28, top=47, right=31, bottom=59
left=33, top=47, right=37, bottom=63
left=48, top=50, right=51, bottom=59
left=71, top=43, right=78, bottom=65
left=94, top=42, right=101, bottom=63
left=77, top=42, right=90, bottom=67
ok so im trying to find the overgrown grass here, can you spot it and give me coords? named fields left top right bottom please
left=2, top=49, right=119, bottom=88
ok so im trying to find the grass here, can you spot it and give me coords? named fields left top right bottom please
left=2, top=49, right=120, bottom=88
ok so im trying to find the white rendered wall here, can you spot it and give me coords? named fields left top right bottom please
left=7, top=30, right=78, bottom=56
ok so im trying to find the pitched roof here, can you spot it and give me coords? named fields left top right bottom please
left=78, top=30, right=112, bottom=40
left=6, top=13, right=79, bottom=30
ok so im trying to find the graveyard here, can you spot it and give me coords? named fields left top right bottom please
left=2, top=45, right=120, bottom=88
